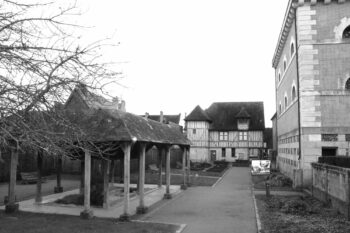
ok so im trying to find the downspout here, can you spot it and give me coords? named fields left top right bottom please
left=294, top=6, right=302, bottom=165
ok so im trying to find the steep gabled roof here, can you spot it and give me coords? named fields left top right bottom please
left=65, top=84, right=125, bottom=111
left=184, top=105, right=212, bottom=122
left=235, top=107, right=251, bottom=119
left=205, top=102, right=265, bottom=131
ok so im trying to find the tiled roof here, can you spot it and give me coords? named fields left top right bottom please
left=67, top=108, right=190, bottom=146
left=184, top=105, right=212, bottom=122
left=141, top=114, right=181, bottom=124
left=205, top=102, right=265, bottom=131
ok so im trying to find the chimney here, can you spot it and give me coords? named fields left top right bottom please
left=145, top=112, right=149, bottom=119
left=160, top=111, right=164, bottom=123
left=119, top=100, right=126, bottom=112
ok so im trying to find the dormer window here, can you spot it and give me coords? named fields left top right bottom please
left=237, top=119, right=249, bottom=130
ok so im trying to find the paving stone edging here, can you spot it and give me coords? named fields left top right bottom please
left=133, top=220, right=187, bottom=233
left=251, top=180, right=262, bottom=233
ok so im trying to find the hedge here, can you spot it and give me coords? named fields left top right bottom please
left=318, top=156, right=350, bottom=168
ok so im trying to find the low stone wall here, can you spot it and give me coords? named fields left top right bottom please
left=311, top=162, right=350, bottom=219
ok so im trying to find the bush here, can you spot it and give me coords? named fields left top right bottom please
left=318, top=156, right=350, bottom=168
left=267, top=173, right=292, bottom=187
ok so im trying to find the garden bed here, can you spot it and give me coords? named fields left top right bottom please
left=253, top=172, right=293, bottom=191
left=255, top=195, right=350, bottom=233
left=0, top=211, right=181, bottom=233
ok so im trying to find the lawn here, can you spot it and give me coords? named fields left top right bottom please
left=255, top=195, right=350, bottom=233
left=129, top=170, right=220, bottom=186
left=0, top=211, right=181, bottom=233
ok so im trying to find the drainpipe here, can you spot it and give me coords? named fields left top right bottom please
left=294, top=6, right=303, bottom=165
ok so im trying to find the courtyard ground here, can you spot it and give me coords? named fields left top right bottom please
left=139, top=167, right=257, bottom=233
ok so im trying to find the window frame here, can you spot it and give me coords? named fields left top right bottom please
left=219, top=131, right=228, bottom=141
left=238, top=131, right=248, bottom=141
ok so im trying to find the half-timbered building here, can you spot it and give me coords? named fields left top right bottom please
left=185, top=102, right=266, bottom=162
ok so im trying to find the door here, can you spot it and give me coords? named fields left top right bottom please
left=210, top=150, right=216, bottom=162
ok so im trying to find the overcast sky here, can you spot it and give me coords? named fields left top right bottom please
left=76, top=0, right=290, bottom=127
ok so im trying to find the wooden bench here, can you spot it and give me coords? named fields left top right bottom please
left=148, top=164, right=159, bottom=173
left=20, top=172, right=46, bottom=184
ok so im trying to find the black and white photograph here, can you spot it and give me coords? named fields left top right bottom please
left=1, top=0, right=350, bottom=232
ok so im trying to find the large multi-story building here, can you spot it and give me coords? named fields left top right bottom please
left=185, top=102, right=266, bottom=162
left=273, top=0, right=350, bottom=187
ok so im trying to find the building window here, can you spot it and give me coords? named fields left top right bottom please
left=219, top=132, right=228, bottom=141
left=346, top=134, right=350, bottom=142
left=292, top=86, right=296, bottom=100
left=321, top=134, right=338, bottom=142
left=222, top=148, right=226, bottom=158
left=237, top=119, right=249, bottom=130
left=343, top=25, right=350, bottom=39
left=239, top=131, right=248, bottom=141
left=193, top=129, right=196, bottom=134
left=283, top=57, right=287, bottom=72
left=284, top=95, right=288, bottom=109
left=231, top=148, right=236, bottom=157
left=290, top=42, right=295, bottom=56
left=345, top=78, right=350, bottom=90
left=279, top=103, right=282, bottom=114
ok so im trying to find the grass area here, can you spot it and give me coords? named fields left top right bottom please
left=129, top=171, right=219, bottom=186
left=256, top=195, right=350, bottom=233
left=0, top=211, right=180, bottom=233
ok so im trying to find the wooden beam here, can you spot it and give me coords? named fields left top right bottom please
left=110, top=160, right=115, bottom=183
left=158, top=148, right=163, bottom=187
left=164, top=146, right=172, bottom=199
left=187, top=148, right=191, bottom=186
left=103, top=159, right=110, bottom=209
left=137, top=143, right=147, bottom=214
left=35, top=150, right=43, bottom=203
left=54, top=155, right=63, bottom=193
left=80, top=149, right=93, bottom=219
left=80, top=160, right=84, bottom=195
left=5, top=145, right=19, bottom=213
left=181, top=147, right=187, bottom=190
left=119, top=143, right=131, bottom=221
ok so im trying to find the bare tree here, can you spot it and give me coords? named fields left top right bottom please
left=0, top=0, right=120, bottom=156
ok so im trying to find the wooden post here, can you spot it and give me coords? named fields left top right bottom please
left=80, top=160, right=84, bottom=195
left=54, top=155, right=63, bottom=193
left=187, top=148, right=191, bottom=186
left=103, top=159, right=110, bottom=209
left=80, top=149, right=93, bottom=219
left=137, top=143, right=147, bottom=214
left=119, top=143, right=131, bottom=221
left=164, top=146, right=172, bottom=199
left=5, top=145, right=19, bottom=213
left=181, top=147, right=187, bottom=190
left=158, top=148, right=163, bottom=187
left=110, top=160, right=115, bottom=183
left=35, top=150, right=43, bottom=203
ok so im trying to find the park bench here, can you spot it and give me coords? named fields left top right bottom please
left=20, top=172, right=46, bottom=184
left=148, top=164, right=159, bottom=173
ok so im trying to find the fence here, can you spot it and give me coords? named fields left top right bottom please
left=311, top=162, right=350, bottom=219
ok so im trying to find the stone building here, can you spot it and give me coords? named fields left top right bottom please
left=273, top=0, right=350, bottom=187
left=185, top=102, right=266, bottom=162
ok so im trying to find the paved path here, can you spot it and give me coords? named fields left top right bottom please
left=141, top=167, right=257, bottom=233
